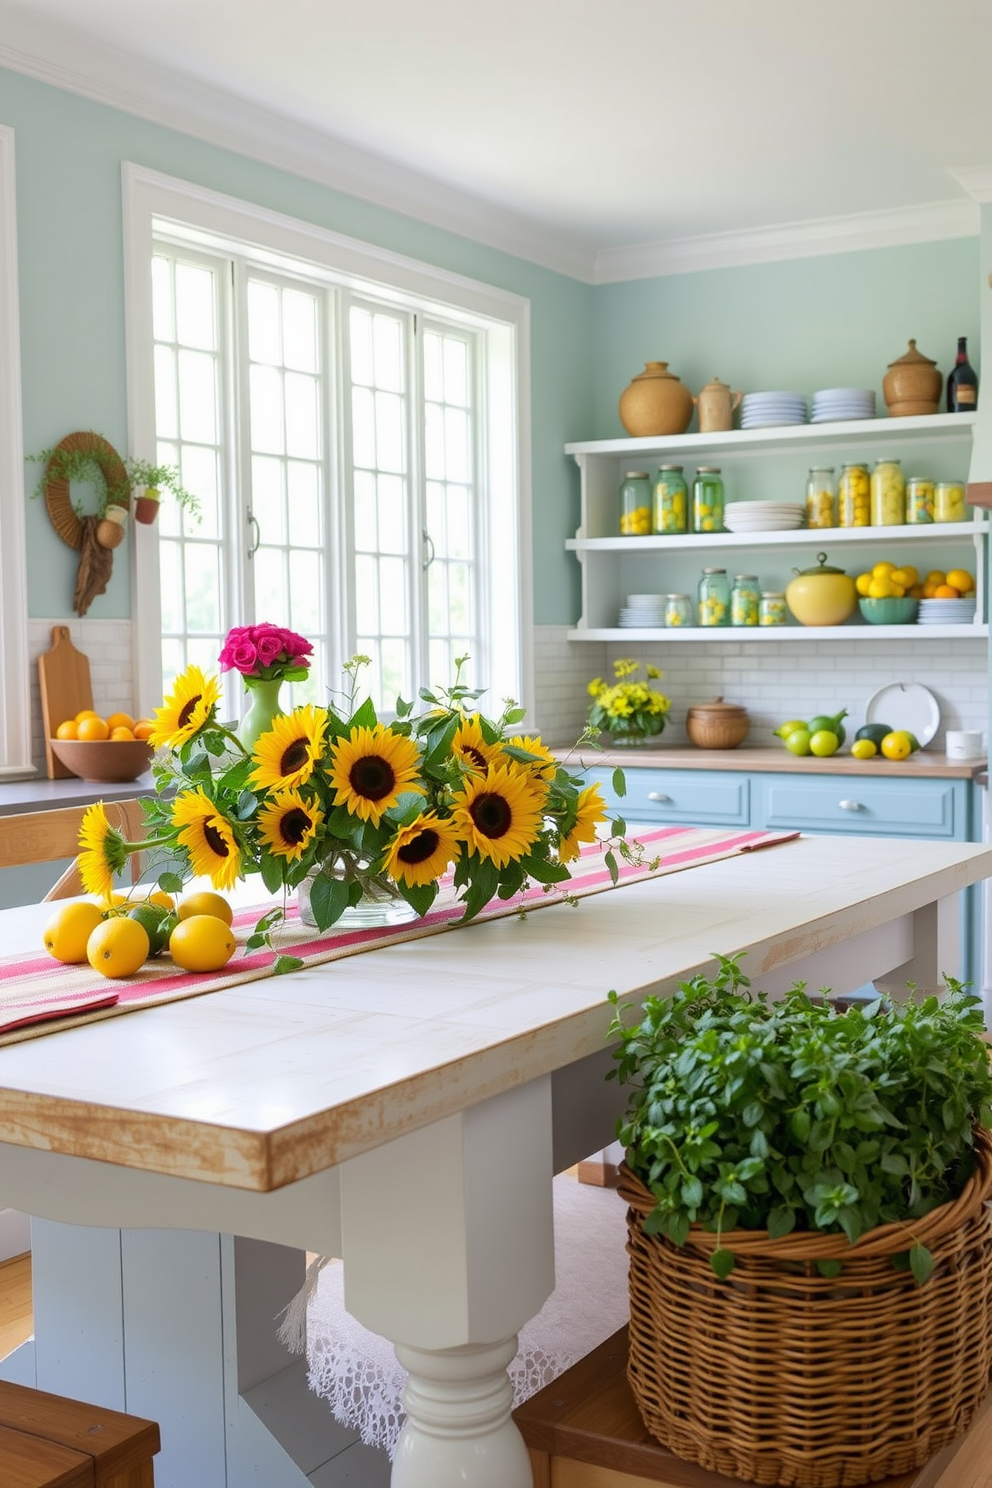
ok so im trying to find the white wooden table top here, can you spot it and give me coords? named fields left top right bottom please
left=0, top=835, right=987, bottom=1193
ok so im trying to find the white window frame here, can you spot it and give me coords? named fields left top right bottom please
left=0, top=125, right=32, bottom=777
left=122, top=163, right=533, bottom=722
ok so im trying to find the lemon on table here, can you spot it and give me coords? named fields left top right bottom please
left=880, top=731, right=913, bottom=761
left=177, top=891, right=233, bottom=926
left=43, top=901, right=105, bottom=963
left=784, top=728, right=812, bottom=757
left=850, top=739, right=878, bottom=760
left=808, top=730, right=840, bottom=757
left=86, top=917, right=150, bottom=978
left=169, top=915, right=237, bottom=972
left=774, top=718, right=807, bottom=741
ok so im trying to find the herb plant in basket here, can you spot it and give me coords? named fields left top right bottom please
left=607, top=954, right=992, bottom=1488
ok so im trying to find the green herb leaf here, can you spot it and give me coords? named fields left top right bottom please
left=910, top=1242, right=934, bottom=1286
left=273, top=955, right=305, bottom=976
left=816, top=1258, right=843, bottom=1278
left=612, top=767, right=627, bottom=799
left=710, top=1249, right=735, bottom=1280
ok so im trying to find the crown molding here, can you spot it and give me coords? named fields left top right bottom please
left=594, top=197, right=981, bottom=283
left=0, top=1, right=598, bottom=282
left=949, top=166, right=992, bottom=204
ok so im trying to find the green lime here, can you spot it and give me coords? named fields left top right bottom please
left=855, top=723, right=893, bottom=746
left=808, top=730, right=840, bottom=758
left=128, top=903, right=172, bottom=958
left=850, top=738, right=878, bottom=760
left=784, top=728, right=812, bottom=757
left=807, top=710, right=847, bottom=746
left=905, top=732, right=921, bottom=753
left=774, top=718, right=807, bottom=740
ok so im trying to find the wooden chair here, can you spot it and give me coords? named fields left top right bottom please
left=0, top=799, right=148, bottom=900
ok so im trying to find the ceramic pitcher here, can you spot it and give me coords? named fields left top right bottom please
left=693, top=376, right=743, bottom=433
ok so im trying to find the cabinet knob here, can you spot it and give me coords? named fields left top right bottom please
left=647, top=791, right=671, bottom=803
left=838, top=799, right=863, bottom=811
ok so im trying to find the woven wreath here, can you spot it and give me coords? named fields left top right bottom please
left=43, top=431, right=129, bottom=552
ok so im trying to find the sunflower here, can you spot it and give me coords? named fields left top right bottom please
left=504, top=733, right=557, bottom=779
left=171, top=787, right=242, bottom=890
left=451, top=713, right=500, bottom=775
left=558, top=783, right=608, bottom=864
left=256, top=789, right=324, bottom=863
left=383, top=812, right=460, bottom=887
left=149, top=665, right=222, bottom=750
left=249, top=707, right=328, bottom=792
left=77, top=802, right=130, bottom=901
left=328, top=724, right=423, bottom=825
left=450, top=763, right=547, bottom=869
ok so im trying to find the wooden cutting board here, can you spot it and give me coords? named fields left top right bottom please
left=38, top=626, right=93, bottom=779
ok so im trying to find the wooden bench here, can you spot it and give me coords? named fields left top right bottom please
left=513, top=1326, right=992, bottom=1488
left=0, top=1380, right=159, bottom=1488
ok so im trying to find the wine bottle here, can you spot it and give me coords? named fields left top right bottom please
left=946, top=336, right=978, bottom=412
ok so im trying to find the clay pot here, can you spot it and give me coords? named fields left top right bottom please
left=686, top=697, right=750, bottom=750
left=95, top=518, right=126, bottom=550
left=619, top=361, right=694, bottom=438
left=134, top=487, right=161, bottom=524
left=693, top=376, right=743, bottom=433
left=882, top=340, right=942, bottom=418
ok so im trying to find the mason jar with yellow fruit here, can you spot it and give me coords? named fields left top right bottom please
left=838, top=463, right=870, bottom=527
left=869, top=459, right=906, bottom=526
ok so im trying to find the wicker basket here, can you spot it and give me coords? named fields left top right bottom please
left=618, top=1125, right=992, bottom=1488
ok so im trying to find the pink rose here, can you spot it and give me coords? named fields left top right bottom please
left=255, top=633, right=284, bottom=665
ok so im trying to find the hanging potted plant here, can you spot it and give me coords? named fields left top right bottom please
left=608, top=954, right=992, bottom=1488
left=124, top=457, right=200, bottom=525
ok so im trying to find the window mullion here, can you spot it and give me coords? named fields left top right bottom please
left=408, top=309, right=429, bottom=698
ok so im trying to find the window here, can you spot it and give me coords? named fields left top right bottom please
left=124, top=166, right=532, bottom=725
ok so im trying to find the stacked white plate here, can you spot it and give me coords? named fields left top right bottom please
left=724, top=500, right=804, bottom=533
left=810, top=388, right=876, bottom=423
left=740, top=391, right=807, bottom=428
left=618, top=593, right=666, bottom=627
left=916, top=598, right=977, bottom=626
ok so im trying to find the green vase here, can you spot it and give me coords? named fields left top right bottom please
left=238, top=677, right=285, bottom=752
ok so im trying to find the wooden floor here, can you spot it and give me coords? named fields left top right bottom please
left=0, top=1251, right=32, bottom=1360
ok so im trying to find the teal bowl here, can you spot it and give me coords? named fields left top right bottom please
left=858, top=596, right=919, bottom=625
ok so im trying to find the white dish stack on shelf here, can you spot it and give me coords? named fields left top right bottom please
left=916, top=598, right=977, bottom=626
left=723, top=501, right=804, bottom=533
left=810, top=388, right=876, bottom=423
left=740, top=391, right=807, bottom=428
left=618, top=593, right=666, bottom=628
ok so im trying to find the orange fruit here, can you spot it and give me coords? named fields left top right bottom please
left=908, top=583, right=924, bottom=599
left=921, top=583, right=937, bottom=598
left=945, top=569, right=975, bottom=594
left=74, top=709, right=99, bottom=724
left=177, top=891, right=233, bottom=926
left=169, top=915, right=237, bottom=972
left=132, top=719, right=155, bottom=741
left=106, top=712, right=135, bottom=732
left=925, top=570, right=946, bottom=586
left=86, top=916, right=150, bottom=978
left=55, top=719, right=79, bottom=740
left=43, top=901, right=105, bottom=963
left=77, top=715, right=110, bottom=741
left=110, top=726, right=135, bottom=740
left=933, top=584, right=961, bottom=599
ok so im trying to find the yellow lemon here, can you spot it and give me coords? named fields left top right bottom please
left=868, top=578, right=895, bottom=599
left=855, top=573, right=873, bottom=597
left=177, top=891, right=234, bottom=926
left=925, top=570, right=946, bottom=587
left=880, top=731, right=913, bottom=762
left=871, top=561, right=896, bottom=579
left=888, top=582, right=906, bottom=597
left=86, top=917, right=150, bottom=978
left=946, top=569, right=975, bottom=594
left=850, top=739, right=878, bottom=760
left=43, top=901, right=105, bottom=963
left=169, top=915, right=237, bottom=972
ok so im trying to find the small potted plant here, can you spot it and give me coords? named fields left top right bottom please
left=586, top=658, right=671, bottom=747
left=124, top=456, right=200, bottom=524
left=607, top=955, right=992, bottom=1487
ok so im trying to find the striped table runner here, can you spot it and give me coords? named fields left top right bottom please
left=0, top=825, right=799, bottom=1045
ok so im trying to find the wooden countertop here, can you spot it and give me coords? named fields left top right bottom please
left=558, top=746, right=986, bottom=779
left=0, top=836, right=988, bottom=1192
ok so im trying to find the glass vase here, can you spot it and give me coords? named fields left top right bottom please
left=297, top=857, right=418, bottom=931
left=238, top=677, right=285, bottom=752
left=607, top=728, right=664, bottom=749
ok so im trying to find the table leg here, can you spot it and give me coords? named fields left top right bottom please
left=339, top=1075, right=556, bottom=1488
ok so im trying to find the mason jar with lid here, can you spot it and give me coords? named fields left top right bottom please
left=905, top=476, right=935, bottom=524
left=870, top=459, right=906, bottom=525
left=934, top=481, right=967, bottom=523
left=697, top=567, right=730, bottom=626
left=664, top=593, right=694, bottom=628
left=730, top=574, right=760, bottom=626
left=838, top=463, right=870, bottom=527
left=619, top=472, right=652, bottom=535
left=805, top=467, right=836, bottom=529
left=759, top=592, right=787, bottom=626
left=692, top=467, right=725, bottom=533
left=653, top=466, right=688, bottom=534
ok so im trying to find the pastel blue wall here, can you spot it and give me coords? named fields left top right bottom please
left=2, top=67, right=983, bottom=630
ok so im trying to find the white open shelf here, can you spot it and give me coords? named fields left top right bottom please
left=568, top=623, right=988, bottom=643
left=566, top=520, right=985, bottom=555
left=565, top=412, right=976, bottom=461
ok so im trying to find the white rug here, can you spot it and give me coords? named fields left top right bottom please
left=303, top=1174, right=630, bottom=1457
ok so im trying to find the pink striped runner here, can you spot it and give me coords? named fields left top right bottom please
left=0, top=825, right=799, bottom=1045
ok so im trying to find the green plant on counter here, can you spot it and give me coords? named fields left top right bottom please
left=607, top=952, right=992, bottom=1282
left=586, top=659, right=671, bottom=744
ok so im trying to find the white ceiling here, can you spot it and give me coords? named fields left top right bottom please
left=3, top=0, right=992, bottom=278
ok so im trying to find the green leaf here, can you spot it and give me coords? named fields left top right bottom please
left=308, top=873, right=350, bottom=931
left=349, top=697, right=378, bottom=730
left=767, top=1206, right=796, bottom=1240
left=259, top=852, right=285, bottom=895
left=612, top=767, right=627, bottom=799
left=273, top=955, right=305, bottom=975
left=158, top=871, right=184, bottom=894
left=816, top=1258, right=843, bottom=1278
left=710, top=1249, right=735, bottom=1280
left=504, top=707, right=526, bottom=725
left=398, top=881, right=436, bottom=918
left=910, top=1243, right=934, bottom=1286
left=604, top=849, right=619, bottom=886
left=680, top=1176, right=703, bottom=1208
left=611, top=817, right=626, bottom=839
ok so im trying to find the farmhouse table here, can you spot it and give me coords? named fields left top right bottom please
left=0, top=834, right=988, bottom=1488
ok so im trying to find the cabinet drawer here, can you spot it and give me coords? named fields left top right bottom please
left=585, top=767, right=750, bottom=827
left=756, top=773, right=965, bottom=839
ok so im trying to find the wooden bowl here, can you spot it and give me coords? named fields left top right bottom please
left=685, top=699, right=750, bottom=750
left=50, top=738, right=154, bottom=782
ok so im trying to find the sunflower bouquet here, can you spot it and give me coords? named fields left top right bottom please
left=77, top=635, right=631, bottom=945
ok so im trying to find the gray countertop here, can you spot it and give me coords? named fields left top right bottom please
left=0, top=774, right=155, bottom=816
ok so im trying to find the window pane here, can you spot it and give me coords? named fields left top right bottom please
left=353, top=469, right=378, bottom=550
left=181, top=446, right=220, bottom=539
left=428, top=563, right=447, bottom=632
left=379, top=556, right=407, bottom=634
left=377, top=475, right=406, bottom=554
left=349, top=305, right=373, bottom=386
left=285, top=372, right=319, bottom=459
left=184, top=543, right=222, bottom=631
left=446, top=486, right=471, bottom=559
left=175, top=263, right=216, bottom=350
left=283, top=289, right=318, bottom=372
left=351, top=386, right=375, bottom=469
left=424, top=403, right=445, bottom=481
left=159, top=540, right=182, bottom=632
left=252, top=455, right=286, bottom=544
left=443, top=338, right=468, bottom=405
left=154, top=345, right=178, bottom=439
left=380, top=639, right=407, bottom=706
left=152, top=256, right=174, bottom=342
left=372, top=315, right=403, bottom=392
left=374, top=391, right=404, bottom=473
left=249, top=365, right=284, bottom=454
left=177, top=350, right=218, bottom=444
left=287, top=461, right=321, bottom=547
left=248, top=280, right=281, bottom=364
left=444, top=407, right=469, bottom=484
left=449, top=562, right=470, bottom=632
left=423, top=332, right=443, bottom=402
left=354, top=554, right=378, bottom=633
left=289, top=549, right=321, bottom=633
left=254, top=546, right=287, bottom=620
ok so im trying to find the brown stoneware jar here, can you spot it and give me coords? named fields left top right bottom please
left=619, top=361, right=694, bottom=437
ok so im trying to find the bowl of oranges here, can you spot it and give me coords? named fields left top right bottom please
left=50, top=709, right=156, bottom=782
